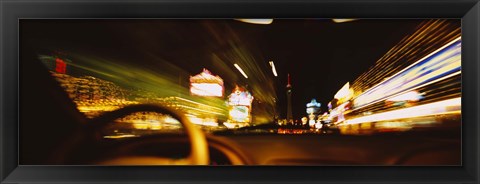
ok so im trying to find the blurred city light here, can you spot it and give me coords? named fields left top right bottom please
left=334, top=82, right=351, bottom=99
left=332, top=19, right=357, bottom=23
left=386, top=91, right=424, bottom=102
left=269, top=61, right=278, bottom=77
left=103, top=134, right=138, bottom=139
left=343, top=97, right=460, bottom=126
left=350, top=19, right=461, bottom=102
left=353, top=37, right=461, bottom=109
left=235, top=19, right=273, bottom=25
left=34, top=19, right=462, bottom=138
left=227, top=86, right=254, bottom=124
left=234, top=63, right=249, bottom=79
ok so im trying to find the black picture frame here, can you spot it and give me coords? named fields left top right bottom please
left=1, top=0, right=479, bottom=183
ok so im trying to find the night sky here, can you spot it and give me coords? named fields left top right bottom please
left=21, top=19, right=426, bottom=120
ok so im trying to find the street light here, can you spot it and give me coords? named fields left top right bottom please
left=234, top=63, right=249, bottom=79
left=269, top=61, right=278, bottom=77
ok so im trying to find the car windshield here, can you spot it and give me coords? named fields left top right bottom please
left=23, top=19, right=461, bottom=138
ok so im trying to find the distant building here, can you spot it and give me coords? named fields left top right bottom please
left=306, top=99, right=321, bottom=115
left=286, top=74, right=293, bottom=123
left=306, top=99, right=321, bottom=127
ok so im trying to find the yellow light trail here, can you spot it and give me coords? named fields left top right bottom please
left=165, top=96, right=225, bottom=111
left=103, top=135, right=139, bottom=139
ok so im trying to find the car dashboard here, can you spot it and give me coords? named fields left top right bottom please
left=100, top=131, right=460, bottom=166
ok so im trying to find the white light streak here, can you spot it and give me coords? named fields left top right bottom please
left=343, top=97, right=461, bottom=126
left=356, top=71, right=461, bottom=110
left=386, top=91, right=423, bottom=102
left=334, top=82, right=351, bottom=99
left=234, top=63, right=249, bottom=79
left=332, top=19, right=357, bottom=23
left=353, top=37, right=461, bottom=109
left=235, top=19, right=273, bottom=25
left=354, top=37, right=461, bottom=107
left=269, top=61, right=278, bottom=77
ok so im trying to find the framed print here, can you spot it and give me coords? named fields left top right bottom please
left=1, top=0, right=479, bottom=183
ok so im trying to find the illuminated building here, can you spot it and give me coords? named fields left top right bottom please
left=190, top=68, right=224, bottom=97
left=344, top=38, right=461, bottom=124
left=227, top=85, right=254, bottom=124
left=327, top=82, right=353, bottom=123
left=286, top=74, right=293, bottom=123
left=306, top=99, right=321, bottom=127
left=350, top=20, right=461, bottom=98
left=50, top=72, right=137, bottom=117
left=329, top=20, right=461, bottom=130
left=306, top=99, right=321, bottom=115
left=187, top=69, right=228, bottom=127
left=39, top=54, right=130, bottom=117
left=334, top=82, right=353, bottom=105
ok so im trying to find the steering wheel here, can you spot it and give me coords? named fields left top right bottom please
left=87, top=104, right=210, bottom=165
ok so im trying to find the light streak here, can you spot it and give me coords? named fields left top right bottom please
left=363, top=37, right=461, bottom=95
left=343, top=97, right=461, bottom=126
left=334, top=82, right=351, bottom=99
left=385, top=91, right=423, bottom=102
left=162, top=97, right=225, bottom=111
left=355, top=71, right=460, bottom=110
left=269, top=61, right=278, bottom=77
left=234, top=63, right=249, bottom=79
left=332, top=19, right=357, bottom=23
left=235, top=19, right=273, bottom=25
left=353, top=37, right=461, bottom=108
left=350, top=20, right=460, bottom=97
left=103, top=134, right=138, bottom=139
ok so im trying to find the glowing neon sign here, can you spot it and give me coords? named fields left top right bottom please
left=227, top=86, right=254, bottom=106
left=190, top=69, right=224, bottom=97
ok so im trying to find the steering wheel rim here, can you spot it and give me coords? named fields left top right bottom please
left=88, top=104, right=210, bottom=165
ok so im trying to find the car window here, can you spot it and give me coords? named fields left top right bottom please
left=31, top=19, right=460, bottom=137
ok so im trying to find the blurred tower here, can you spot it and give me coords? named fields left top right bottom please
left=286, top=74, right=293, bottom=123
